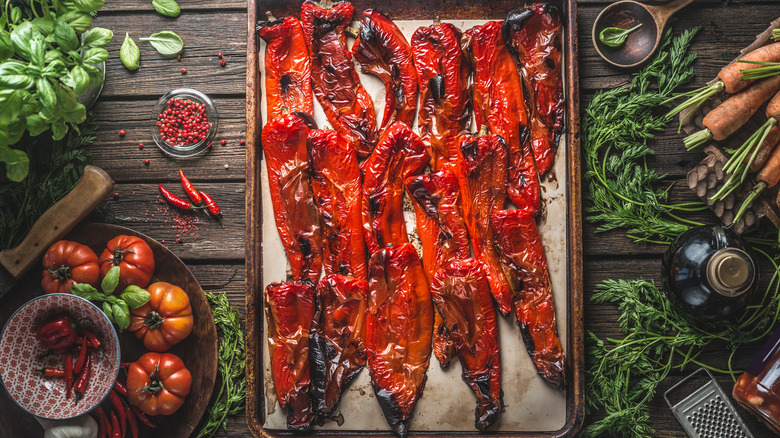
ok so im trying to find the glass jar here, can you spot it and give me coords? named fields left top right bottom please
left=733, top=324, right=780, bottom=434
left=151, top=88, right=218, bottom=158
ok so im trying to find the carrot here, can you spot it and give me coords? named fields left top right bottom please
left=748, top=125, right=780, bottom=172
left=683, top=75, right=780, bottom=150
left=666, top=42, right=780, bottom=119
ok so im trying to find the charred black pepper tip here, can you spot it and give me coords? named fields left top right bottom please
left=429, top=75, right=445, bottom=103
left=255, top=19, right=284, bottom=37
left=293, top=111, right=318, bottom=130
left=461, top=139, right=480, bottom=160
left=279, top=73, right=292, bottom=93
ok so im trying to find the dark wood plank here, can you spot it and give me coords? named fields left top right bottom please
left=102, top=0, right=246, bottom=12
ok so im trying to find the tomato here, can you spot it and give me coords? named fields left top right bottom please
left=41, top=240, right=100, bottom=294
left=99, top=235, right=155, bottom=291
left=128, top=282, right=193, bottom=352
left=127, top=352, right=191, bottom=416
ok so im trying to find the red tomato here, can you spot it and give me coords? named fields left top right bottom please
left=128, top=282, right=193, bottom=352
left=41, top=240, right=100, bottom=294
left=127, top=352, right=191, bottom=416
left=99, top=235, right=155, bottom=291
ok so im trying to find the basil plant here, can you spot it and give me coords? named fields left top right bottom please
left=0, top=0, right=111, bottom=182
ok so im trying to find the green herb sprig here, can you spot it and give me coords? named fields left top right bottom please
left=599, top=23, right=642, bottom=48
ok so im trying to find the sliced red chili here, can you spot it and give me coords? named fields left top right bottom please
left=504, top=4, right=565, bottom=176
left=309, top=274, right=368, bottom=416
left=262, top=113, right=323, bottom=284
left=301, top=0, right=377, bottom=157
left=455, top=133, right=512, bottom=315
left=405, top=166, right=470, bottom=368
left=463, top=21, right=541, bottom=215
left=412, top=23, right=472, bottom=170
left=430, top=259, right=502, bottom=431
left=265, top=281, right=316, bottom=430
left=492, top=209, right=566, bottom=390
left=367, top=243, right=433, bottom=438
left=352, top=9, right=418, bottom=133
left=257, top=16, right=314, bottom=120
left=307, top=129, right=367, bottom=278
left=362, top=121, right=430, bottom=255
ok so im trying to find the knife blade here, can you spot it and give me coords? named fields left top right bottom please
left=0, top=165, right=113, bottom=300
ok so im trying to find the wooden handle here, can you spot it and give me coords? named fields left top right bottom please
left=648, top=0, right=695, bottom=24
left=0, top=165, right=113, bottom=279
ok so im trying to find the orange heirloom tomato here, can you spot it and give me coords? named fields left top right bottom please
left=128, top=282, right=193, bottom=352
left=127, top=352, right=192, bottom=416
left=41, top=240, right=100, bottom=294
left=99, top=235, right=155, bottom=291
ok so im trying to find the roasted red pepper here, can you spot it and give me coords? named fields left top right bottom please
left=463, top=21, right=541, bottom=214
left=405, top=166, right=470, bottom=368
left=301, top=0, right=377, bottom=157
left=262, top=113, right=323, bottom=284
left=309, top=274, right=368, bottom=416
left=430, top=259, right=502, bottom=431
left=454, top=133, right=512, bottom=315
left=491, top=209, right=566, bottom=390
left=257, top=16, right=314, bottom=120
left=352, top=9, right=418, bottom=133
left=362, top=121, right=430, bottom=255
left=307, top=129, right=367, bottom=278
left=367, top=243, right=433, bottom=438
left=36, top=314, right=78, bottom=352
left=412, top=23, right=472, bottom=170
left=504, top=4, right=565, bottom=176
left=265, top=281, right=316, bottom=430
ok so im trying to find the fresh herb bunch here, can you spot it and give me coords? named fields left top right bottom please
left=584, top=26, right=706, bottom=244
left=197, top=292, right=246, bottom=438
left=0, top=0, right=111, bottom=181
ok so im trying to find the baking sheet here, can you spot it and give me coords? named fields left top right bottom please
left=257, top=16, right=569, bottom=433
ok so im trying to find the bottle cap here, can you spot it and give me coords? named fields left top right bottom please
left=706, top=248, right=755, bottom=297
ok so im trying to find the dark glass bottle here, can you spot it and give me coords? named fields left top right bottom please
left=662, top=225, right=757, bottom=321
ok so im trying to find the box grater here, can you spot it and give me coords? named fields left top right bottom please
left=664, top=368, right=753, bottom=438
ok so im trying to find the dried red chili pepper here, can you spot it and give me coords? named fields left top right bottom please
left=301, top=0, right=377, bottom=157
left=81, top=328, right=102, bottom=350
left=405, top=166, right=470, bottom=368
left=265, top=281, right=316, bottom=430
left=65, top=353, right=73, bottom=398
left=412, top=23, right=472, bottom=170
left=108, top=390, right=126, bottom=437
left=158, top=184, right=203, bottom=211
left=257, top=16, right=313, bottom=120
left=110, top=410, right=120, bottom=438
left=491, top=209, right=566, bottom=390
left=352, top=9, right=418, bottom=133
left=178, top=170, right=202, bottom=205
left=39, top=367, right=65, bottom=378
left=367, top=243, right=433, bottom=438
left=455, top=133, right=512, bottom=315
left=113, top=380, right=128, bottom=397
left=130, top=405, right=156, bottom=429
left=73, top=353, right=91, bottom=401
left=430, top=259, right=502, bottom=431
left=125, top=405, right=139, bottom=438
left=463, top=21, right=541, bottom=215
left=362, top=121, right=430, bottom=255
left=309, top=274, right=368, bottom=416
left=262, top=113, right=323, bottom=284
left=36, top=315, right=78, bottom=352
left=74, top=335, right=88, bottom=374
left=198, top=191, right=223, bottom=227
left=504, top=4, right=565, bottom=176
left=94, top=407, right=109, bottom=438
left=307, top=129, right=367, bottom=278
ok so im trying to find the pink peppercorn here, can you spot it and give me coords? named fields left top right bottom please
left=119, top=130, right=126, bottom=136
left=144, top=159, right=150, bottom=165
left=219, top=59, right=226, bottom=67
left=181, top=68, right=187, bottom=74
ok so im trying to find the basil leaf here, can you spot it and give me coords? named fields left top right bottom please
left=10, top=22, right=38, bottom=61
left=44, top=49, right=62, bottom=63
left=82, top=47, right=108, bottom=64
left=50, top=120, right=67, bottom=140
left=599, top=24, right=642, bottom=48
left=32, top=17, right=55, bottom=36
left=86, top=67, right=103, bottom=87
left=7, top=117, right=25, bottom=144
left=120, top=33, right=140, bottom=71
left=70, top=282, right=105, bottom=301
left=112, top=301, right=130, bottom=331
left=73, top=0, right=104, bottom=13
left=81, top=27, right=113, bottom=48
left=140, top=31, right=183, bottom=57
left=0, top=61, right=34, bottom=89
left=30, top=36, right=45, bottom=67
left=0, top=89, right=24, bottom=124
left=0, top=31, right=14, bottom=61
left=36, top=78, right=57, bottom=113
left=152, top=0, right=180, bottom=18
left=10, top=7, right=20, bottom=25
left=102, top=265, right=121, bottom=294
left=53, top=18, right=79, bottom=52
left=120, top=285, right=151, bottom=309
left=0, top=147, right=29, bottom=182
left=102, top=301, right=115, bottom=324
left=69, top=65, right=89, bottom=95
left=62, top=103, right=86, bottom=124
left=60, top=11, right=92, bottom=34
left=56, top=79, right=80, bottom=111
left=26, top=114, right=47, bottom=136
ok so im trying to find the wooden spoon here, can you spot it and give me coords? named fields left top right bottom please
left=592, top=0, right=694, bottom=68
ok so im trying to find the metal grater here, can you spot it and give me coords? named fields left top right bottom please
left=664, top=368, right=753, bottom=438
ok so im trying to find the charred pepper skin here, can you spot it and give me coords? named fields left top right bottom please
left=262, top=112, right=323, bottom=284
left=301, top=0, right=378, bottom=157
left=455, top=133, right=513, bottom=315
left=492, top=209, right=566, bottom=390
left=463, top=21, right=541, bottom=215
left=367, top=243, right=434, bottom=438
left=412, top=23, right=472, bottom=170
left=309, top=274, right=369, bottom=416
left=431, top=259, right=502, bottom=431
left=503, top=4, right=565, bottom=176
left=256, top=16, right=314, bottom=120
left=405, top=167, right=470, bottom=368
left=352, top=9, right=418, bottom=134
left=362, top=121, right=430, bottom=255
left=265, top=281, right=316, bottom=430
left=307, top=129, right=367, bottom=279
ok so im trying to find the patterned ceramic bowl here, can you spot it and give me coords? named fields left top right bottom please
left=0, top=294, right=120, bottom=419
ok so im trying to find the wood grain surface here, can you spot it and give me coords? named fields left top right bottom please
left=2, top=1, right=780, bottom=437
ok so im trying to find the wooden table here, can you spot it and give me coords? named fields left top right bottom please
left=1, top=0, right=779, bottom=436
